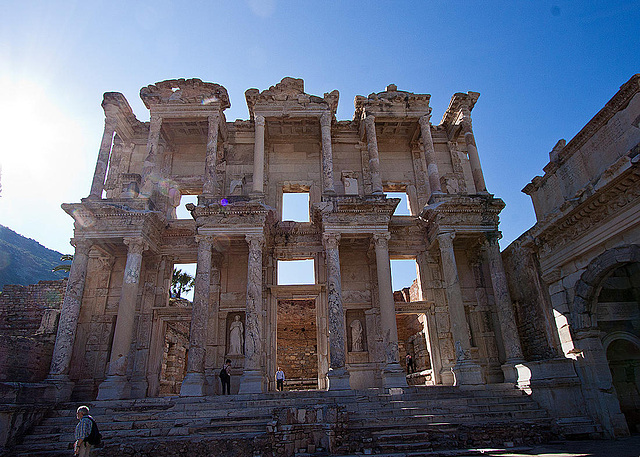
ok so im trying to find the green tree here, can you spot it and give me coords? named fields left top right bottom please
left=52, top=254, right=74, bottom=273
left=171, top=268, right=195, bottom=299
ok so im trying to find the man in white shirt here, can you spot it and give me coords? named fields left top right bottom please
left=275, top=367, right=285, bottom=391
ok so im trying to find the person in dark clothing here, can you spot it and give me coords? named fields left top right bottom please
left=406, top=353, right=415, bottom=374
left=220, top=359, right=232, bottom=394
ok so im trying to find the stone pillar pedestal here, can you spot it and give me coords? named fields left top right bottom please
left=202, top=114, right=220, bottom=196
left=484, top=233, right=524, bottom=383
left=320, top=112, right=336, bottom=195
left=418, top=114, right=442, bottom=195
left=460, top=110, right=487, bottom=193
left=46, top=239, right=92, bottom=401
left=98, top=237, right=148, bottom=400
left=323, top=233, right=350, bottom=390
left=239, top=234, right=265, bottom=394
left=373, top=233, right=407, bottom=388
left=89, top=111, right=117, bottom=199
left=437, top=233, right=483, bottom=385
left=181, top=235, right=213, bottom=396
left=252, top=115, right=265, bottom=195
left=364, top=115, right=383, bottom=194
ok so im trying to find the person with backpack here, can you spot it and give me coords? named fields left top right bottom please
left=219, top=359, right=232, bottom=395
left=74, top=405, right=101, bottom=455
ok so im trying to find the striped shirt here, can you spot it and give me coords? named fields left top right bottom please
left=75, top=416, right=93, bottom=440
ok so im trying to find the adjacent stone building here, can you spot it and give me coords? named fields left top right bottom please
left=45, top=77, right=522, bottom=404
left=504, top=74, right=640, bottom=436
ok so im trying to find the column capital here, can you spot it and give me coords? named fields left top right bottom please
left=70, top=238, right=92, bottom=254
left=437, top=232, right=455, bottom=249
left=195, top=234, right=214, bottom=245
left=104, top=113, right=118, bottom=130
left=245, top=233, right=265, bottom=249
left=364, top=114, right=375, bottom=128
left=123, top=237, right=149, bottom=255
left=484, top=231, right=502, bottom=247
left=149, top=113, right=163, bottom=128
left=254, top=114, right=265, bottom=126
left=372, top=232, right=391, bottom=248
left=460, top=109, right=473, bottom=133
left=320, top=111, right=332, bottom=127
left=322, top=232, right=341, bottom=250
left=418, top=114, right=432, bottom=127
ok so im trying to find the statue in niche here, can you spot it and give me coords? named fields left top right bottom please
left=229, top=315, right=244, bottom=355
left=350, top=319, right=364, bottom=352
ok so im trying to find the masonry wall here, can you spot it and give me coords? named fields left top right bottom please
left=0, top=279, right=66, bottom=382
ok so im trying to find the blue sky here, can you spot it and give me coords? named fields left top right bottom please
left=0, top=1, right=638, bottom=291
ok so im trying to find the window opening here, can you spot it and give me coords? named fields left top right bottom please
left=282, top=192, right=310, bottom=222
left=386, top=192, right=410, bottom=216
left=277, top=259, right=315, bottom=285
left=390, top=258, right=418, bottom=293
left=171, top=263, right=197, bottom=302
left=175, top=195, right=198, bottom=219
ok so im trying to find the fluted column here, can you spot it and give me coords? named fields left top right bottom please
left=373, top=233, right=407, bottom=388
left=46, top=239, right=92, bottom=398
left=202, top=114, right=220, bottom=196
left=320, top=112, right=336, bottom=194
left=239, top=234, right=265, bottom=393
left=180, top=235, right=213, bottom=396
left=437, top=232, right=483, bottom=385
left=364, top=115, right=383, bottom=194
left=141, top=114, right=162, bottom=194
left=89, top=111, right=117, bottom=199
left=418, top=114, right=442, bottom=195
left=460, top=109, right=487, bottom=193
left=98, top=237, right=148, bottom=400
left=484, top=233, right=524, bottom=382
left=322, top=233, right=350, bottom=390
left=252, top=115, right=265, bottom=194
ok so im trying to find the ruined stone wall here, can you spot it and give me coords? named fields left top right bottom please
left=502, top=241, right=558, bottom=361
left=277, top=300, right=317, bottom=383
left=0, top=279, right=66, bottom=382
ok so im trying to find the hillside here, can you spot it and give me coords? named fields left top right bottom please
left=0, top=225, right=69, bottom=289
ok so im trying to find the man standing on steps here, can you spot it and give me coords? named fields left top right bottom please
left=220, top=359, right=232, bottom=395
left=74, top=405, right=93, bottom=456
left=275, top=367, right=285, bottom=391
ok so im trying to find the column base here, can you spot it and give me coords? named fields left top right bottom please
left=239, top=369, right=263, bottom=394
left=97, top=375, right=131, bottom=400
left=327, top=367, right=351, bottom=391
left=180, top=372, right=206, bottom=397
left=381, top=363, right=408, bottom=389
left=501, top=359, right=525, bottom=385
left=452, top=360, right=484, bottom=386
left=44, top=374, right=74, bottom=402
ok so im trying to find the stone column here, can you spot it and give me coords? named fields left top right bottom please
left=364, top=115, right=383, bottom=194
left=239, top=234, right=265, bottom=393
left=373, top=233, right=407, bottom=388
left=141, top=114, right=162, bottom=194
left=202, top=114, right=220, bottom=196
left=323, top=233, right=350, bottom=390
left=180, top=235, right=213, bottom=396
left=98, top=237, right=148, bottom=400
left=320, top=112, right=336, bottom=194
left=46, top=239, right=92, bottom=399
left=418, top=114, right=442, bottom=195
left=437, top=232, right=483, bottom=385
left=89, top=111, right=117, bottom=199
left=460, top=109, right=487, bottom=193
left=252, top=115, right=265, bottom=194
left=484, top=234, right=524, bottom=383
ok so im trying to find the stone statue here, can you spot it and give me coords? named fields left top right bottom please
left=229, top=315, right=244, bottom=355
left=350, top=319, right=363, bottom=352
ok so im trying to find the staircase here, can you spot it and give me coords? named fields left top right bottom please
left=7, top=385, right=576, bottom=456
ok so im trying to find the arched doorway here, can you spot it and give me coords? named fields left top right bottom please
left=596, top=261, right=640, bottom=433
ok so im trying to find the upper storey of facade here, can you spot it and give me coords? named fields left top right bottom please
left=90, top=77, right=491, bottom=220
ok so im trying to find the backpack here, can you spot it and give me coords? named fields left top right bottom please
left=85, top=417, right=102, bottom=447
left=219, top=366, right=229, bottom=379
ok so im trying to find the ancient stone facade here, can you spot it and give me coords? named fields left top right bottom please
left=504, top=74, right=640, bottom=437
left=45, top=77, right=524, bottom=404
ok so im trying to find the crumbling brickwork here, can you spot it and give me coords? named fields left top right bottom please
left=0, top=279, right=66, bottom=382
left=277, top=300, right=317, bottom=385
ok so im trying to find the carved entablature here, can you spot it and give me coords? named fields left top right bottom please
left=418, top=194, right=504, bottom=243
left=313, top=196, right=400, bottom=231
left=140, top=79, right=231, bottom=110
left=441, top=91, right=480, bottom=136
left=353, top=84, right=431, bottom=121
left=245, top=77, right=339, bottom=119
left=187, top=201, right=276, bottom=236
left=102, top=92, right=148, bottom=140
left=532, top=167, right=640, bottom=256
left=62, top=201, right=165, bottom=251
